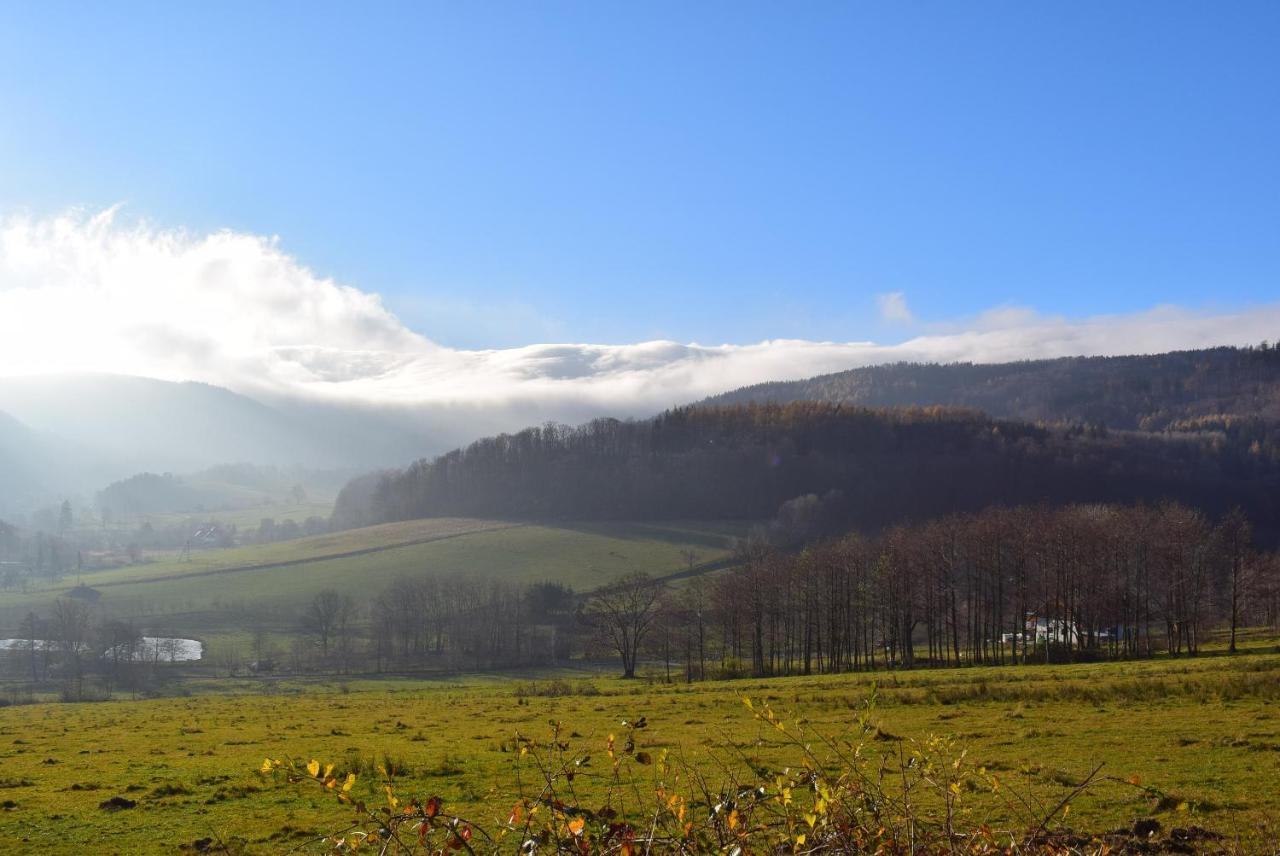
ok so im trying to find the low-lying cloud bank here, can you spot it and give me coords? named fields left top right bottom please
left=3, top=208, right=1277, bottom=421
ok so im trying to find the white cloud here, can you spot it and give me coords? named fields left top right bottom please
left=876, top=291, right=914, bottom=324
left=2, top=208, right=1278, bottom=426
left=385, top=293, right=566, bottom=348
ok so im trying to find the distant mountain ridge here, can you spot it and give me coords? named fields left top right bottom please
left=701, top=344, right=1280, bottom=431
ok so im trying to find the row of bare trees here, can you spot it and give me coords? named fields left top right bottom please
left=291, top=502, right=1278, bottom=681
left=286, top=578, right=580, bottom=674
left=614, top=503, right=1279, bottom=680
left=18, top=501, right=1269, bottom=687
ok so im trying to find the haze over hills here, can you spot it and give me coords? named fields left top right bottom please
left=0, top=373, right=447, bottom=511
left=0, top=408, right=67, bottom=514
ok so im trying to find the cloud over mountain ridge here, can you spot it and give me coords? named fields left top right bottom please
left=3, top=208, right=1278, bottom=422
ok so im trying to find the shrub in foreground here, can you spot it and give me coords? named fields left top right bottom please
left=261, top=696, right=1252, bottom=854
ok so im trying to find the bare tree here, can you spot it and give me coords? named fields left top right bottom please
left=215, top=642, right=242, bottom=677
left=52, top=597, right=93, bottom=698
left=98, top=619, right=142, bottom=689
left=681, top=576, right=710, bottom=681
left=1218, top=509, right=1251, bottom=653
left=17, top=611, right=44, bottom=682
left=303, top=588, right=354, bottom=661
left=590, top=572, right=662, bottom=679
left=333, top=597, right=360, bottom=673
left=250, top=624, right=274, bottom=671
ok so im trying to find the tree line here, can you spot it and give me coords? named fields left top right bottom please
left=220, top=501, right=1280, bottom=681
left=640, top=502, right=1279, bottom=681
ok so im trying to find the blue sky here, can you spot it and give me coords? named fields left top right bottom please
left=1, top=2, right=1277, bottom=352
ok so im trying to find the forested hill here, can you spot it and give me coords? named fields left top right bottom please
left=334, top=403, right=1280, bottom=543
left=703, top=344, right=1280, bottom=432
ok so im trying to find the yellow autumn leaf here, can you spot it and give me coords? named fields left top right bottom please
left=342, top=773, right=357, bottom=793
left=306, top=759, right=320, bottom=778
left=260, top=759, right=273, bottom=774
left=567, top=817, right=585, bottom=836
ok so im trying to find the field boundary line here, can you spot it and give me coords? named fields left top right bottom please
left=86, top=521, right=527, bottom=589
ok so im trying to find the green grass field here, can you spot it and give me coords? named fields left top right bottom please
left=0, top=519, right=745, bottom=646
left=0, top=642, right=1277, bottom=853
left=3, top=520, right=1275, bottom=851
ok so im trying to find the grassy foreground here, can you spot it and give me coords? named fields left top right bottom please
left=0, top=644, right=1278, bottom=853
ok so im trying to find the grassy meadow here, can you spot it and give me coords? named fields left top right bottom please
left=0, top=519, right=744, bottom=647
left=2, top=519, right=1277, bottom=851
left=0, top=641, right=1277, bottom=853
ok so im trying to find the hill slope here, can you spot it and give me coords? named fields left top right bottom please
left=703, top=344, right=1280, bottom=430
left=336, top=402, right=1280, bottom=541
left=0, top=518, right=742, bottom=643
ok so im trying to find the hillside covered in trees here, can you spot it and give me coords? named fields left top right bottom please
left=334, top=402, right=1280, bottom=543
left=705, top=343, right=1280, bottom=436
